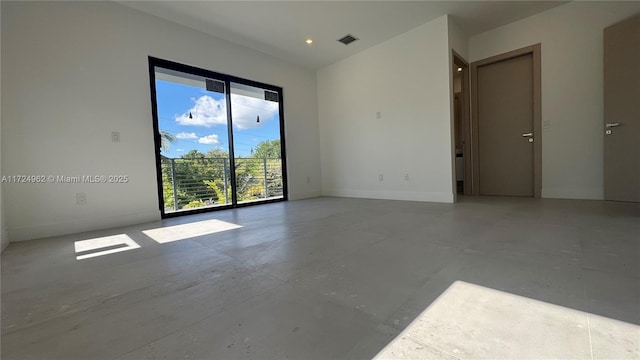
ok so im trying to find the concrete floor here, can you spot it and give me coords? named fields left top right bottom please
left=1, top=196, right=639, bottom=359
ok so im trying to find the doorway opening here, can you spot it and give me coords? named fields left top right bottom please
left=148, top=57, right=288, bottom=218
left=452, top=51, right=471, bottom=196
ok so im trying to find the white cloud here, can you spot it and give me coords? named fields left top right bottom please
left=176, top=96, right=227, bottom=127
left=175, top=94, right=278, bottom=130
left=198, top=134, right=219, bottom=145
left=176, top=148, right=185, bottom=152
left=230, top=94, right=279, bottom=130
left=176, top=132, right=198, bottom=140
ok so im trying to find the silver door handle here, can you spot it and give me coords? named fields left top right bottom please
left=522, top=133, right=533, bottom=137
left=606, top=123, right=620, bottom=128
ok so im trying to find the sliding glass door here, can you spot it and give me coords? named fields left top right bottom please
left=230, top=82, right=285, bottom=205
left=149, top=58, right=287, bottom=217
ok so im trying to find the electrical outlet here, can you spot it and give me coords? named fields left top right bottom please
left=111, top=132, right=120, bottom=142
left=76, top=192, right=87, bottom=205
left=378, top=173, right=384, bottom=181
left=306, top=176, right=311, bottom=184
left=376, top=111, right=382, bottom=119
left=404, top=174, right=409, bottom=181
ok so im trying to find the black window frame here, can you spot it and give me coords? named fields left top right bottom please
left=148, top=56, right=288, bottom=218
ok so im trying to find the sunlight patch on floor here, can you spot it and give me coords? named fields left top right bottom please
left=74, top=234, right=140, bottom=260
left=375, top=281, right=639, bottom=359
left=142, top=219, right=242, bottom=244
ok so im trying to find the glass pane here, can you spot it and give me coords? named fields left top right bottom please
left=155, top=67, right=232, bottom=213
left=230, top=82, right=284, bottom=204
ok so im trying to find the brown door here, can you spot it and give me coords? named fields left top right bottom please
left=476, top=53, right=534, bottom=196
left=604, top=15, right=640, bottom=202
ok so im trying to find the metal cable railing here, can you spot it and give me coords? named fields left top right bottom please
left=161, top=157, right=283, bottom=212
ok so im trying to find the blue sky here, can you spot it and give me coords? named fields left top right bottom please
left=155, top=79, right=281, bottom=158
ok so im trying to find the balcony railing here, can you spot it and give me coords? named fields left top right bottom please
left=161, top=157, right=284, bottom=213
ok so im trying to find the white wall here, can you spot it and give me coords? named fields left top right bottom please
left=448, top=16, right=469, bottom=62
left=318, top=15, right=454, bottom=203
left=1, top=1, right=321, bottom=242
left=469, top=1, right=640, bottom=200
left=0, top=0, right=7, bottom=252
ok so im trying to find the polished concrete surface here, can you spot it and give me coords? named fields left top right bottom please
left=1, top=196, right=639, bottom=359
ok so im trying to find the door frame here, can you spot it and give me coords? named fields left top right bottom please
left=451, top=51, right=472, bottom=196
left=147, top=56, right=289, bottom=218
left=470, top=44, right=542, bottom=197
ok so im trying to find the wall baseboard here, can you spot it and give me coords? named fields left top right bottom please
left=1, top=228, right=8, bottom=253
left=7, top=211, right=161, bottom=242
left=541, top=187, right=604, bottom=201
left=322, top=188, right=454, bottom=203
left=289, top=190, right=323, bottom=201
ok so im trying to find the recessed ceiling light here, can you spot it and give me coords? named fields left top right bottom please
left=457, top=67, right=463, bottom=72
left=305, top=39, right=313, bottom=45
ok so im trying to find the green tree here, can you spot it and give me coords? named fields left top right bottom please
left=160, top=130, right=176, bottom=152
left=251, top=139, right=283, bottom=197
left=162, top=140, right=284, bottom=211
left=183, top=199, right=206, bottom=209
left=162, top=149, right=226, bottom=210
left=252, top=139, right=281, bottom=159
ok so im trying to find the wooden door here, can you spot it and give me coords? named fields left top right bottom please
left=604, top=15, right=640, bottom=202
left=475, top=53, right=535, bottom=196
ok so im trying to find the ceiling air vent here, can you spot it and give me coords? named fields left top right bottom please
left=337, top=34, right=359, bottom=45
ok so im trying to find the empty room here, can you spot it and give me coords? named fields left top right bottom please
left=1, top=1, right=639, bottom=359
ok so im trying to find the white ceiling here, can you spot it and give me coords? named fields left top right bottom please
left=120, top=1, right=567, bottom=70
